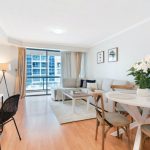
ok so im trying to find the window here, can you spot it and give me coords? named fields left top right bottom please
left=26, top=49, right=61, bottom=96
left=33, top=69, right=40, bottom=75
left=41, top=56, right=46, bottom=61
left=41, top=62, right=46, bottom=68
left=33, top=78, right=41, bottom=82
left=57, top=69, right=61, bottom=75
left=33, top=62, right=40, bottom=67
left=33, top=55, right=40, bottom=61
left=49, top=72, right=54, bottom=76
left=49, top=56, right=54, bottom=60
left=49, top=78, right=54, bottom=81
left=26, top=78, right=32, bottom=85
left=27, top=65, right=32, bottom=69
left=41, top=69, right=46, bottom=75
left=57, top=62, right=61, bottom=68
left=27, top=69, right=32, bottom=76
left=27, top=55, right=32, bottom=64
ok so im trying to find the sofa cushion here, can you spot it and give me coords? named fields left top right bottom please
left=80, top=79, right=96, bottom=88
left=80, top=79, right=85, bottom=87
left=82, top=80, right=87, bottom=88
left=87, top=82, right=97, bottom=91
left=86, top=80, right=96, bottom=83
left=102, top=79, right=113, bottom=92
left=96, top=79, right=103, bottom=90
left=62, top=78, right=77, bottom=88
left=76, top=79, right=81, bottom=88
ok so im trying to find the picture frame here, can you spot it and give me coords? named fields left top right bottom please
left=108, top=47, right=118, bottom=62
left=97, top=51, right=104, bottom=64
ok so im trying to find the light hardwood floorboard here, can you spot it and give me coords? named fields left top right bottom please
left=1, top=96, right=149, bottom=150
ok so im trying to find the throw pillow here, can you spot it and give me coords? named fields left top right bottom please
left=82, top=80, right=87, bottom=88
left=87, top=83, right=97, bottom=91
left=86, top=80, right=96, bottom=83
left=80, top=79, right=96, bottom=88
left=80, top=79, right=86, bottom=87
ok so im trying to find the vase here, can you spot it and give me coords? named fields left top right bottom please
left=136, top=88, right=150, bottom=97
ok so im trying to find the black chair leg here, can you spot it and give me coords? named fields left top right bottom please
left=12, top=117, right=21, bottom=140
left=0, top=124, right=3, bottom=134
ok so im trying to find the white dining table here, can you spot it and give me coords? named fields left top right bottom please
left=106, top=91, right=150, bottom=150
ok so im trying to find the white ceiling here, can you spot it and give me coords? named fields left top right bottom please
left=0, top=0, right=150, bottom=48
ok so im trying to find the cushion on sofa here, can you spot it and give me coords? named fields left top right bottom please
left=96, top=79, right=103, bottom=90
left=101, top=79, right=113, bottom=92
left=87, top=82, right=97, bottom=91
left=80, top=79, right=96, bottom=88
left=62, top=78, right=77, bottom=88
left=80, top=79, right=85, bottom=87
left=76, top=79, right=81, bottom=88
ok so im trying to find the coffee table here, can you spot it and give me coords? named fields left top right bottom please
left=62, top=90, right=91, bottom=113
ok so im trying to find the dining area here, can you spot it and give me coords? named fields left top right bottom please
left=92, top=83, right=150, bottom=150
left=92, top=56, right=150, bottom=150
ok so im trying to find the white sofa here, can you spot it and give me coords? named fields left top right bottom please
left=51, top=78, right=130, bottom=112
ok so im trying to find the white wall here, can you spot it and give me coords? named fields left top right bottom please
left=0, top=45, right=18, bottom=99
left=87, top=20, right=150, bottom=82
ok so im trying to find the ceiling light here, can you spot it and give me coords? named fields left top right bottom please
left=50, top=28, right=66, bottom=34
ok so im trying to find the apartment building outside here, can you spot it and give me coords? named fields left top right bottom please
left=26, top=49, right=61, bottom=95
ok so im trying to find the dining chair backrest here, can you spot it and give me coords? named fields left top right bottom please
left=95, top=94, right=111, bottom=126
left=111, top=84, right=135, bottom=91
left=0, top=94, right=20, bottom=123
left=94, top=92, right=131, bottom=150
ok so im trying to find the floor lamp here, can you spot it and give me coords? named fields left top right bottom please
left=0, top=63, right=11, bottom=97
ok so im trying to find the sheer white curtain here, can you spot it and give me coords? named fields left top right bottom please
left=80, top=52, right=86, bottom=79
left=61, top=51, right=86, bottom=79
left=61, top=52, right=71, bottom=78
left=76, top=52, right=82, bottom=79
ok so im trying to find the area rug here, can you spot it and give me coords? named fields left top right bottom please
left=50, top=100, right=96, bottom=124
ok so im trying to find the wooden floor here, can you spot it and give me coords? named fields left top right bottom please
left=1, top=96, right=149, bottom=150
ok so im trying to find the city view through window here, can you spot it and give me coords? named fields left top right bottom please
left=26, top=49, right=61, bottom=96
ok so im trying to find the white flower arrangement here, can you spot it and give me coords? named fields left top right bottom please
left=128, top=55, right=150, bottom=89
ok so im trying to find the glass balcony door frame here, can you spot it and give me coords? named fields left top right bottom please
left=26, top=48, right=60, bottom=96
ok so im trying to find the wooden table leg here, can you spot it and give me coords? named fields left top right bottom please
left=133, top=125, right=141, bottom=150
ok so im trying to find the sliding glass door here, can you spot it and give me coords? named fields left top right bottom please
left=26, top=49, right=61, bottom=96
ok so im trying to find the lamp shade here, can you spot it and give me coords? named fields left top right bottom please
left=0, top=63, right=11, bottom=71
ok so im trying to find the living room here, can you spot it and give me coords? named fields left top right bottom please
left=0, top=0, right=150, bottom=150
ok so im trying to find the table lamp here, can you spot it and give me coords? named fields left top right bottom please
left=0, top=63, right=11, bottom=97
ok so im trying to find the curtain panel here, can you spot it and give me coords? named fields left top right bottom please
left=15, top=47, right=26, bottom=98
left=61, top=51, right=86, bottom=80
left=61, top=52, right=72, bottom=78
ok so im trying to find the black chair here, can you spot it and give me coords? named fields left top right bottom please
left=0, top=94, right=21, bottom=140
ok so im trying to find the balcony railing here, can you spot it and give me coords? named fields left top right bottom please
left=26, top=76, right=61, bottom=95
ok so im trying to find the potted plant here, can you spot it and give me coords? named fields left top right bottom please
left=128, top=55, right=150, bottom=97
